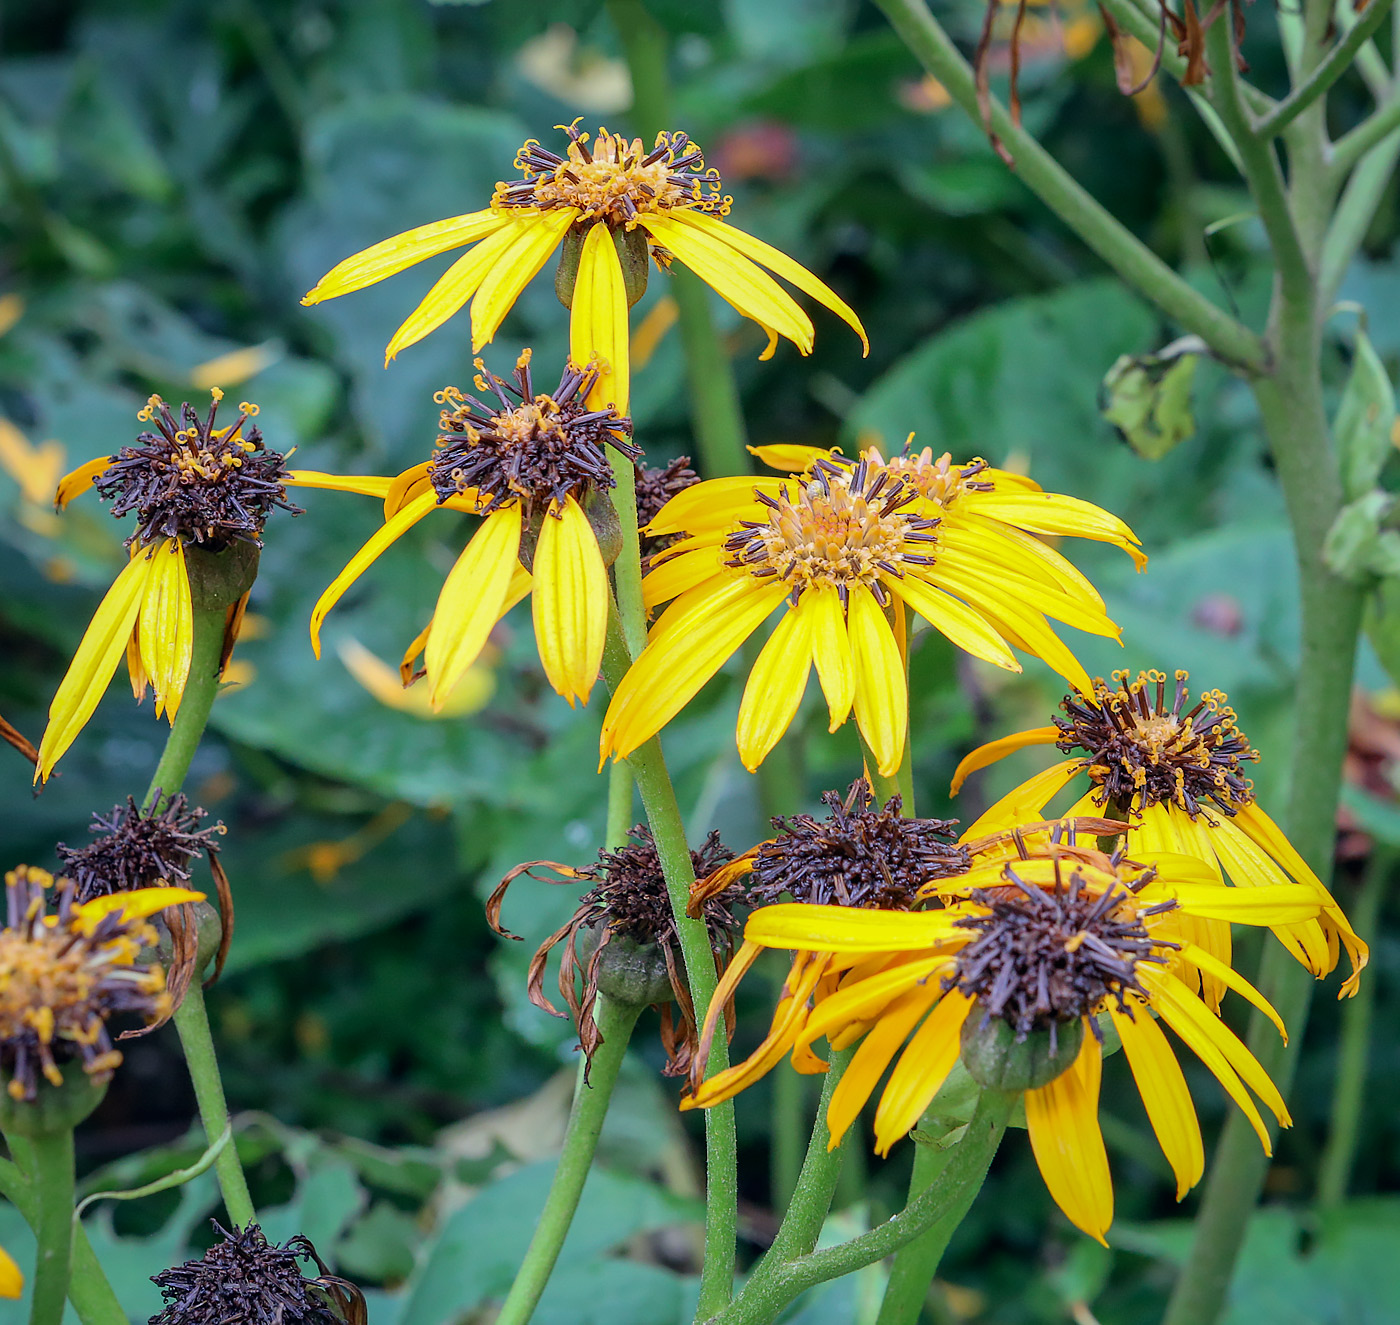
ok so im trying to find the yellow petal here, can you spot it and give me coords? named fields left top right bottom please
left=533, top=496, right=608, bottom=705
left=638, top=214, right=815, bottom=353
left=76, top=886, right=206, bottom=932
left=1109, top=1004, right=1204, bottom=1200
left=745, top=903, right=966, bottom=954
left=310, top=490, right=440, bottom=658
left=303, top=209, right=508, bottom=304
left=137, top=539, right=193, bottom=723
left=958, top=761, right=1084, bottom=839
left=0, top=1242, right=19, bottom=1297
left=962, top=491, right=1145, bottom=568
left=643, top=475, right=787, bottom=537
left=383, top=223, right=526, bottom=363
left=601, top=579, right=787, bottom=763
left=382, top=462, right=436, bottom=520
left=799, top=956, right=953, bottom=1054
left=949, top=726, right=1062, bottom=796
left=848, top=586, right=906, bottom=777
left=426, top=504, right=523, bottom=709
left=672, top=212, right=869, bottom=354
left=804, top=586, right=856, bottom=731
left=55, top=456, right=112, bottom=510
left=892, top=572, right=1023, bottom=674
left=340, top=636, right=494, bottom=719
left=736, top=604, right=814, bottom=771
left=748, top=443, right=834, bottom=473
left=570, top=222, right=630, bottom=414
left=1025, top=1033, right=1113, bottom=1244
left=873, top=988, right=974, bottom=1153
left=470, top=209, right=580, bottom=353
left=1176, top=941, right=1287, bottom=1041
left=284, top=470, right=396, bottom=499
left=126, top=626, right=148, bottom=704
left=36, top=552, right=155, bottom=782
left=641, top=548, right=725, bottom=612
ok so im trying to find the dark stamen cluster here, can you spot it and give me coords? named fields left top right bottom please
left=95, top=392, right=298, bottom=550
left=58, top=794, right=224, bottom=903
left=1056, top=668, right=1259, bottom=818
left=150, top=1222, right=363, bottom=1325
left=0, top=866, right=170, bottom=1101
left=430, top=353, right=639, bottom=519
left=636, top=455, right=699, bottom=560
left=750, top=779, right=968, bottom=909
left=949, top=866, right=1172, bottom=1043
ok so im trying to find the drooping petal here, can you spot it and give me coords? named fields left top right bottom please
left=302, top=210, right=509, bottom=304
left=570, top=222, right=630, bottom=413
left=284, top=470, right=396, bottom=499
left=1025, top=1032, right=1113, bottom=1244
left=426, top=503, right=523, bottom=709
left=1109, top=1003, right=1204, bottom=1200
left=873, top=988, right=975, bottom=1154
left=748, top=443, right=834, bottom=473
left=36, top=552, right=156, bottom=782
left=309, top=491, right=439, bottom=658
left=950, top=726, right=1062, bottom=795
left=382, top=463, right=436, bottom=520
left=671, top=212, right=869, bottom=354
left=807, top=586, right=856, bottom=731
left=75, top=886, right=206, bottom=931
left=957, top=761, right=1084, bottom=840
left=745, top=902, right=967, bottom=954
left=1176, top=941, right=1288, bottom=1040
left=891, top=574, right=1022, bottom=675
left=0, top=1243, right=18, bottom=1298
left=961, top=490, right=1145, bottom=568
left=798, top=956, right=953, bottom=1056
left=532, top=496, right=608, bottom=706
left=136, top=538, right=193, bottom=722
left=55, top=456, right=112, bottom=509
left=848, top=585, right=907, bottom=777
left=470, top=208, right=581, bottom=352
left=736, top=604, right=814, bottom=771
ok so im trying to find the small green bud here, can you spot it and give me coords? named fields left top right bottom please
left=0, top=1061, right=107, bottom=1138
left=585, top=927, right=676, bottom=1008
left=959, top=1014, right=1084, bottom=1093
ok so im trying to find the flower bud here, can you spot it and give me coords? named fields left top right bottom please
left=959, top=1013, right=1084, bottom=1093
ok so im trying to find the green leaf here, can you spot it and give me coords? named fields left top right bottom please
left=1336, top=324, right=1397, bottom=502
left=1100, top=339, right=1202, bottom=461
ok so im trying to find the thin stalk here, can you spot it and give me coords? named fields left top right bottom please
left=608, top=0, right=751, bottom=479
left=25, top=1128, right=74, bottom=1325
left=1316, top=849, right=1393, bottom=1209
left=873, top=0, right=1267, bottom=372
left=1330, top=92, right=1400, bottom=176
left=874, top=1132, right=963, bottom=1325
left=606, top=761, right=636, bottom=852
left=140, top=602, right=255, bottom=1228
left=1257, top=0, right=1395, bottom=137
left=1321, top=122, right=1400, bottom=304
left=770, top=1049, right=808, bottom=1214
left=708, top=1090, right=1015, bottom=1325
left=495, top=996, right=644, bottom=1325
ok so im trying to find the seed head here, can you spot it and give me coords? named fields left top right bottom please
left=57, top=795, right=224, bottom=903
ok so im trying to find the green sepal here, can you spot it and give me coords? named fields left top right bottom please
left=555, top=225, right=650, bottom=311
left=959, top=1014, right=1085, bottom=1093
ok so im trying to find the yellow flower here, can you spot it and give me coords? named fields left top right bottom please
left=684, top=841, right=1327, bottom=1244
left=300, top=121, right=867, bottom=413
left=950, top=668, right=1368, bottom=994
left=601, top=444, right=1142, bottom=777
left=292, top=353, right=633, bottom=708
left=37, top=393, right=295, bottom=782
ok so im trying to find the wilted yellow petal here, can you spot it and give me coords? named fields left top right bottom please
left=54, top=456, right=112, bottom=510
left=75, top=886, right=206, bottom=932
left=532, top=496, right=608, bottom=705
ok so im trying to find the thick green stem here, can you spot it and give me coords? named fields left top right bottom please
left=873, top=0, right=1266, bottom=372
left=495, top=996, right=643, bottom=1325
left=1316, top=850, right=1393, bottom=1210
left=174, top=982, right=255, bottom=1229
left=707, top=1090, right=1014, bottom=1325
left=769, top=1043, right=808, bottom=1214
left=606, top=760, right=636, bottom=852
left=25, top=1129, right=74, bottom=1325
left=142, top=605, right=225, bottom=812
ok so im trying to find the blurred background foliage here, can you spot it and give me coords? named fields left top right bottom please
left=0, top=0, right=1398, bottom=1320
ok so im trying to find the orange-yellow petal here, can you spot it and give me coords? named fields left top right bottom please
left=950, top=726, right=1063, bottom=796
left=55, top=456, right=111, bottom=510
left=284, top=470, right=395, bottom=499
left=873, top=988, right=974, bottom=1154
left=470, top=208, right=580, bottom=353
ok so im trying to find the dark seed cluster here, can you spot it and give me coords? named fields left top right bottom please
left=635, top=454, right=699, bottom=560
left=948, top=866, right=1172, bottom=1043
left=150, top=1222, right=363, bottom=1325
left=57, top=794, right=224, bottom=904
left=430, top=352, right=639, bottom=519
left=749, top=779, right=969, bottom=910
left=1056, top=668, right=1259, bottom=818
left=0, top=866, right=170, bottom=1101
left=95, top=392, right=298, bottom=550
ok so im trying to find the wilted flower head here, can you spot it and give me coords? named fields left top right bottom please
left=150, top=1222, right=364, bottom=1325
left=57, top=794, right=224, bottom=902
left=489, top=827, right=738, bottom=1076
left=0, top=866, right=201, bottom=1101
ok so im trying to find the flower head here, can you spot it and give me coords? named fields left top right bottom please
left=602, top=448, right=1138, bottom=777
left=952, top=667, right=1368, bottom=994
left=0, top=866, right=201, bottom=1101
left=685, top=836, right=1329, bottom=1243
left=150, top=1222, right=364, bottom=1325
left=57, top=794, right=224, bottom=902
left=489, top=827, right=738, bottom=1077
left=37, top=391, right=296, bottom=781
left=295, top=353, right=635, bottom=708
left=635, top=454, right=700, bottom=563
left=301, top=121, right=866, bottom=414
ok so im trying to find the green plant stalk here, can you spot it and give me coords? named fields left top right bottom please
left=873, top=0, right=1266, bottom=372
left=495, top=996, right=644, bottom=1325
left=1321, top=123, right=1400, bottom=305
left=708, top=1090, right=1015, bottom=1325
left=770, top=1037, right=808, bottom=1213
left=873, top=1129, right=965, bottom=1325
left=25, top=1128, right=74, bottom=1325
left=607, top=0, right=751, bottom=479
left=138, top=603, right=256, bottom=1230
left=606, top=759, right=636, bottom=852
left=1316, top=849, right=1393, bottom=1209
left=1330, top=80, right=1400, bottom=175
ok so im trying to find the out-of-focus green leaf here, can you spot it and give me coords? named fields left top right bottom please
left=1323, top=491, right=1400, bottom=582
left=1100, top=338, right=1202, bottom=461
left=742, top=33, right=920, bottom=130
left=1366, top=577, right=1400, bottom=691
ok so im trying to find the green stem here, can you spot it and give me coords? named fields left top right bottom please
left=770, top=1060, right=807, bottom=1215
left=1257, top=0, right=1395, bottom=137
left=708, top=1090, right=1015, bottom=1325
left=1316, top=849, right=1393, bottom=1210
left=142, top=605, right=225, bottom=812
left=873, top=0, right=1266, bottom=372
left=606, top=760, right=636, bottom=852
left=1321, top=121, right=1400, bottom=305
left=608, top=0, right=752, bottom=479
left=25, top=1129, right=74, bottom=1325
left=873, top=1132, right=963, bottom=1325
left=1330, top=82, right=1400, bottom=175
left=495, top=996, right=644, bottom=1325
left=174, top=982, right=255, bottom=1229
